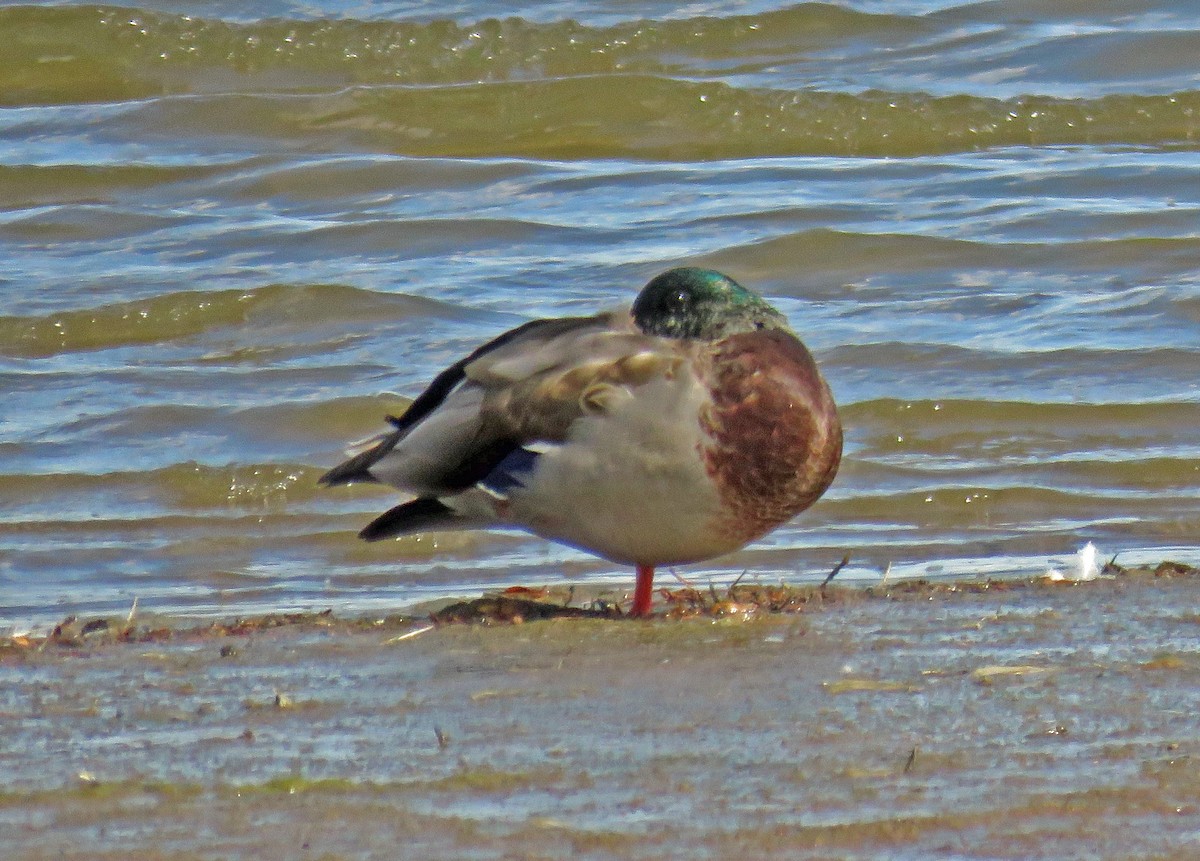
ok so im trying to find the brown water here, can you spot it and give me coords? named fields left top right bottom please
left=4, top=571, right=1200, bottom=859
left=2, top=2, right=1199, bottom=630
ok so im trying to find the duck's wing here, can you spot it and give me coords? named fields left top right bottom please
left=320, top=310, right=679, bottom=495
left=338, top=311, right=689, bottom=543
left=318, top=314, right=602, bottom=488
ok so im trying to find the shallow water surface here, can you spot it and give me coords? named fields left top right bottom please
left=3, top=574, right=1200, bottom=859
left=1, top=0, right=1199, bottom=629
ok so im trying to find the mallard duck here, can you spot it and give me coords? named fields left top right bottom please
left=321, top=268, right=841, bottom=616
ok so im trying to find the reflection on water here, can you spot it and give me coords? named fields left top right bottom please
left=1, top=1, right=1199, bottom=627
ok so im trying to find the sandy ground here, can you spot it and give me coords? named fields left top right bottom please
left=4, top=566, right=1200, bottom=860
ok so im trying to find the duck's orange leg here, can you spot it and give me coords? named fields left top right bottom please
left=631, top=564, right=655, bottom=617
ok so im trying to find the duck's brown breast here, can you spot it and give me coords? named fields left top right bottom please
left=699, top=328, right=842, bottom=543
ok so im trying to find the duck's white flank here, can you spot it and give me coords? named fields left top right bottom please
left=510, top=370, right=729, bottom=566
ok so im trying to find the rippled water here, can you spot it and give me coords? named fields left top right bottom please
left=2, top=1, right=1199, bottom=629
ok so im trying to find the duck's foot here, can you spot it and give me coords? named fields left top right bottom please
left=630, top=564, right=655, bottom=618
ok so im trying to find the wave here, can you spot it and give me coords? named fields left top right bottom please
left=15, top=77, right=1193, bottom=162
left=0, top=282, right=460, bottom=357
left=0, top=461, right=326, bottom=512
left=841, top=397, right=1200, bottom=436
left=1, top=4, right=916, bottom=103
left=4, top=6, right=1199, bottom=159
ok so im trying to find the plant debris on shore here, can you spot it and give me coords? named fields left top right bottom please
left=4, top=559, right=1197, bottom=656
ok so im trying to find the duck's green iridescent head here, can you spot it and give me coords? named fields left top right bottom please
left=632, top=267, right=788, bottom=340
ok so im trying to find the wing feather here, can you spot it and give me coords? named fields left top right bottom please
left=323, top=309, right=689, bottom=497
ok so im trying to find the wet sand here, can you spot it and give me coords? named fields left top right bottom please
left=4, top=566, right=1200, bottom=860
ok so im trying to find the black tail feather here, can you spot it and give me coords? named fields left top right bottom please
left=318, top=429, right=402, bottom=487
left=359, top=497, right=456, bottom=542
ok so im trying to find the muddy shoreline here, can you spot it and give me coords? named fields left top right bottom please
left=4, top=563, right=1200, bottom=859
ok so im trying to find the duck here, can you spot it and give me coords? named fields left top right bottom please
left=320, top=267, right=842, bottom=617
